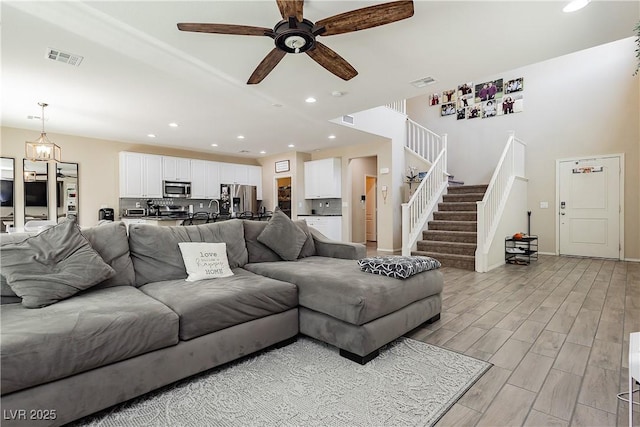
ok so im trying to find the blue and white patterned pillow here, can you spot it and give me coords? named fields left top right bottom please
left=357, top=256, right=441, bottom=279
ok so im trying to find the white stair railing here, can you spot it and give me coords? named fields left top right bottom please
left=402, top=120, right=448, bottom=256
left=385, top=99, right=406, bottom=115
left=476, top=132, right=527, bottom=271
left=406, top=119, right=447, bottom=164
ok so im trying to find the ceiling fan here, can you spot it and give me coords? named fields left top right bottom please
left=177, top=0, right=414, bottom=84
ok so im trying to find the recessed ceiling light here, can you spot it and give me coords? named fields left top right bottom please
left=328, top=135, right=336, bottom=139
left=563, top=0, right=590, bottom=12
left=147, top=134, right=156, bottom=138
left=305, top=97, right=316, bottom=103
left=168, top=122, right=178, bottom=128
left=237, top=135, right=245, bottom=139
left=331, top=91, right=345, bottom=97
left=260, top=150, right=266, bottom=154
left=211, top=143, right=218, bottom=147
left=288, top=144, right=295, bottom=148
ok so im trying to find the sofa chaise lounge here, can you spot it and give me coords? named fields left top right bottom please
left=0, top=216, right=443, bottom=426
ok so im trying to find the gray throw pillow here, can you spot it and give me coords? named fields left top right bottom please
left=295, top=220, right=316, bottom=258
left=257, top=207, right=308, bottom=261
left=0, top=220, right=116, bottom=308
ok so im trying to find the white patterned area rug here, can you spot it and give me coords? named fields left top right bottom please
left=75, top=337, right=491, bottom=427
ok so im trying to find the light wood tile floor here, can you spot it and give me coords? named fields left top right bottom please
left=401, top=255, right=640, bottom=427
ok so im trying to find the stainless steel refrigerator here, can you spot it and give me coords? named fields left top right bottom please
left=220, top=184, right=258, bottom=216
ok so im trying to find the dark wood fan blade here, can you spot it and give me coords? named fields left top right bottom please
left=247, top=48, right=287, bottom=84
left=276, top=0, right=304, bottom=22
left=306, top=42, right=357, bottom=81
left=177, top=23, right=272, bottom=36
left=315, top=0, right=414, bottom=36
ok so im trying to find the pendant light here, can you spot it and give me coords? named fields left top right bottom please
left=25, top=102, right=61, bottom=162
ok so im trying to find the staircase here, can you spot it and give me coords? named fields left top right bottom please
left=413, top=184, right=487, bottom=270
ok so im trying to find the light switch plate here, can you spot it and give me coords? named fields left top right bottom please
left=540, top=201, right=549, bottom=209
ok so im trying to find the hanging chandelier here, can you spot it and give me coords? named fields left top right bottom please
left=25, top=102, right=61, bottom=162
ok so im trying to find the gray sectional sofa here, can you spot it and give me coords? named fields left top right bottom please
left=0, top=218, right=443, bottom=426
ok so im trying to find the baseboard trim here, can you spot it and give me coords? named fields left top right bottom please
left=538, top=252, right=556, bottom=256
left=624, top=258, right=640, bottom=263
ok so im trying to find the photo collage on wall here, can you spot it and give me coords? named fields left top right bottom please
left=430, top=77, right=524, bottom=120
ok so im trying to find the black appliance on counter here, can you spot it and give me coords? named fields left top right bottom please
left=98, top=208, right=114, bottom=221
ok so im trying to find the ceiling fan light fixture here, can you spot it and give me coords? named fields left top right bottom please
left=284, top=35, right=306, bottom=53
left=25, top=103, right=61, bottom=162
left=563, top=0, right=590, bottom=12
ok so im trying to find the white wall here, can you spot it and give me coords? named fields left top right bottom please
left=479, top=177, right=529, bottom=272
left=408, top=38, right=639, bottom=259
left=330, top=106, right=407, bottom=251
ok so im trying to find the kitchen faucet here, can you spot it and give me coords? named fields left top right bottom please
left=208, top=199, right=220, bottom=213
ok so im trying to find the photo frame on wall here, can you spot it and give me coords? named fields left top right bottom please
left=441, top=103, right=456, bottom=116
left=498, top=93, right=524, bottom=115
left=475, top=79, right=503, bottom=103
left=505, top=77, right=524, bottom=94
left=429, top=93, right=440, bottom=106
left=275, top=160, right=290, bottom=173
left=442, top=89, right=456, bottom=104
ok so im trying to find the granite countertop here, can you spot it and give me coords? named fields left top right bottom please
left=121, top=216, right=187, bottom=221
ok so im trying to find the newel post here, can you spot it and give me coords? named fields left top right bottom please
left=401, top=203, right=410, bottom=256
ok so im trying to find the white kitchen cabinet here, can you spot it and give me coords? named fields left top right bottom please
left=248, top=165, right=262, bottom=200
left=191, top=160, right=221, bottom=200
left=220, top=163, right=250, bottom=185
left=162, top=156, right=191, bottom=182
left=119, top=152, right=163, bottom=198
left=304, top=158, right=341, bottom=199
left=302, top=216, right=342, bottom=241
left=205, top=161, right=221, bottom=199
left=190, top=160, right=207, bottom=199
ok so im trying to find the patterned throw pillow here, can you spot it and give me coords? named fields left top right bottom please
left=357, top=256, right=441, bottom=279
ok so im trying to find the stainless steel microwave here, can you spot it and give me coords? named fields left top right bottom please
left=163, top=180, right=191, bottom=198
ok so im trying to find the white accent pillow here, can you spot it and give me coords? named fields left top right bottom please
left=178, top=242, right=234, bottom=282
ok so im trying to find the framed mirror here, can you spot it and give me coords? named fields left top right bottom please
left=0, top=157, right=15, bottom=232
left=56, top=162, right=78, bottom=222
left=23, top=160, right=49, bottom=222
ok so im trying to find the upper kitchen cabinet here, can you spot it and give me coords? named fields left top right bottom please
left=248, top=165, right=262, bottom=200
left=191, top=160, right=220, bottom=200
left=219, top=163, right=248, bottom=185
left=304, top=158, right=341, bottom=199
left=162, top=156, right=191, bottom=182
left=119, top=152, right=163, bottom=198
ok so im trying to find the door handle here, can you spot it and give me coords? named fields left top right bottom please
left=560, top=212, right=565, bottom=215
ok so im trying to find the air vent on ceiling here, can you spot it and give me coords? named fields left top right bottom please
left=46, top=48, right=83, bottom=67
left=238, top=150, right=251, bottom=153
left=342, top=115, right=355, bottom=125
left=410, top=76, right=436, bottom=88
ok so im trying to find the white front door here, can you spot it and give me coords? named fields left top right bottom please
left=558, top=156, right=620, bottom=259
